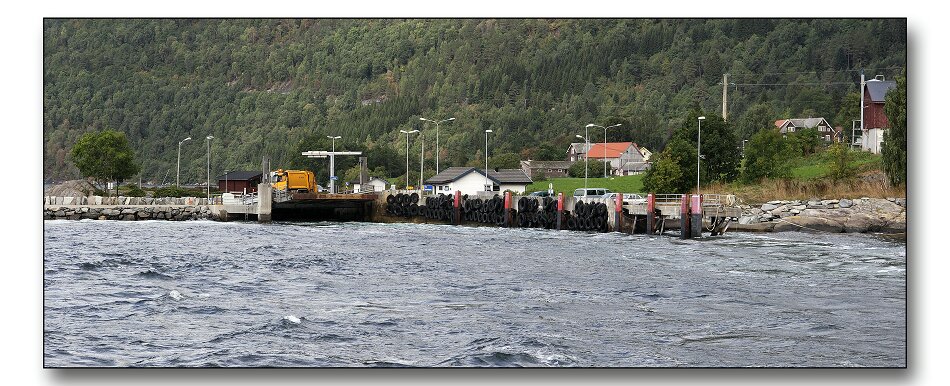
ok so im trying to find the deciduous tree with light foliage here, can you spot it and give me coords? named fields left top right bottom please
left=70, top=130, right=140, bottom=196
left=742, top=128, right=793, bottom=182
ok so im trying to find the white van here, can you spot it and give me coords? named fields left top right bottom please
left=573, top=188, right=611, bottom=202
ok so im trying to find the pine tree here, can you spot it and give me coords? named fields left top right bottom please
left=882, top=74, right=906, bottom=186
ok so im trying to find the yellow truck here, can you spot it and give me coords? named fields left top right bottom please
left=271, top=169, right=318, bottom=193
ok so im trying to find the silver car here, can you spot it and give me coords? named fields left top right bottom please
left=605, top=192, right=646, bottom=205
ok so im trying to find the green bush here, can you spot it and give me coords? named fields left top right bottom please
left=568, top=159, right=608, bottom=178
left=152, top=186, right=204, bottom=198
left=124, top=184, right=146, bottom=197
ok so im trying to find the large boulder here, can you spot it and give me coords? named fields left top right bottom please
left=841, top=213, right=879, bottom=233
left=772, top=216, right=844, bottom=233
left=44, top=179, right=97, bottom=197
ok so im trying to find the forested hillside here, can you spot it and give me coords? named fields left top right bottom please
left=43, top=19, right=906, bottom=185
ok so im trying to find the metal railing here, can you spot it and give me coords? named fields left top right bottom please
left=653, top=194, right=685, bottom=206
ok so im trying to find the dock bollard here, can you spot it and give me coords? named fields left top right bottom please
left=615, top=192, right=623, bottom=233
left=690, top=194, right=703, bottom=238
left=646, top=193, right=655, bottom=234
left=680, top=194, right=691, bottom=239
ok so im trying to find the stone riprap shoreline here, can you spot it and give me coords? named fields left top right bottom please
left=44, top=196, right=212, bottom=221
left=732, top=197, right=906, bottom=234
left=42, top=194, right=907, bottom=235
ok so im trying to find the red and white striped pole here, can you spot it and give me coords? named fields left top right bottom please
left=646, top=193, right=655, bottom=234
left=454, top=190, right=461, bottom=225
left=691, top=194, right=703, bottom=238
left=614, top=192, right=623, bottom=232
left=504, top=191, right=512, bottom=228
left=556, top=192, right=564, bottom=230
left=680, top=194, right=691, bottom=239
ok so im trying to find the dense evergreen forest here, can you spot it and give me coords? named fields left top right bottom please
left=43, top=18, right=906, bottom=186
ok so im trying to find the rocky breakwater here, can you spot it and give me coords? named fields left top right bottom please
left=43, top=196, right=212, bottom=221
left=734, top=197, right=906, bottom=234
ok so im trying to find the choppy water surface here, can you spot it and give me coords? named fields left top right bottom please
left=43, top=220, right=906, bottom=367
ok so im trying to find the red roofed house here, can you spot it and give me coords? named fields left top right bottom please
left=585, top=142, right=649, bottom=176
left=859, top=76, right=897, bottom=154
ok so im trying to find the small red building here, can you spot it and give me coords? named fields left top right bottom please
left=217, top=171, right=263, bottom=193
left=861, top=76, right=897, bottom=153
left=863, top=77, right=897, bottom=130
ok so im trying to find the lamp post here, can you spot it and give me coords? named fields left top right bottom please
left=420, top=116, right=455, bottom=174
left=327, top=135, right=341, bottom=193
left=484, top=129, right=493, bottom=192
left=586, top=123, right=622, bottom=178
left=400, top=130, right=419, bottom=189
left=575, top=134, right=590, bottom=189
left=742, top=139, right=748, bottom=157
left=205, top=135, right=214, bottom=200
left=697, top=116, right=706, bottom=194
left=176, top=136, right=191, bottom=187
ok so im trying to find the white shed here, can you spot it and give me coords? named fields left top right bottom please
left=425, top=167, right=533, bottom=196
left=351, top=177, right=389, bottom=192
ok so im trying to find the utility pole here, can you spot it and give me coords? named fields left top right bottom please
left=722, top=73, right=729, bottom=120
left=859, top=69, right=865, bottom=149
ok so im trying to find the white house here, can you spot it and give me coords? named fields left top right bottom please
left=638, top=146, right=653, bottom=161
left=425, top=167, right=533, bottom=195
left=351, top=177, right=388, bottom=192
left=566, top=142, right=592, bottom=162
left=774, top=117, right=838, bottom=142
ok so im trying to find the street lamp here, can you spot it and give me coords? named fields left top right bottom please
left=742, top=139, right=749, bottom=157
left=206, top=135, right=214, bottom=200
left=575, top=134, right=590, bottom=189
left=327, top=135, right=341, bottom=193
left=420, top=116, right=455, bottom=173
left=484, top=129, right=493, bottom=192
left=697, top=116, right=706, bottom=194
left=587, top=123, right=622, bottom=178
left=399, top=130, right=419, bottom=189
left=177, top=136, right=191, bottom=187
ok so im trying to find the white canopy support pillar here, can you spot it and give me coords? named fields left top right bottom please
left=302, top=150, right=363, bottom=193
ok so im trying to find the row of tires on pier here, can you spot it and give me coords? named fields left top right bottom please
left=385, top=193, right=609, bottom=232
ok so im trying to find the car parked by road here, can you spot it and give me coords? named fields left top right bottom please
left=605, top=192, right=646, bottom=205
left=573, top=188, right=612, bottom=202
left=528, top=190, right=552, bottom=197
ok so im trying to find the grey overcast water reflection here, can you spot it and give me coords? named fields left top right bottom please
left=43, top=220, right=906, bottom=367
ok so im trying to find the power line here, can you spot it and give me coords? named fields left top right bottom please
left=733, top=82, right=855, bottom=86
left=729, top=66, right=904, bottom=78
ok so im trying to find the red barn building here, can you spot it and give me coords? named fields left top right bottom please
left=860, top=76, right=897, bottom=153
left=217, top=171, right=263, bottom=194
